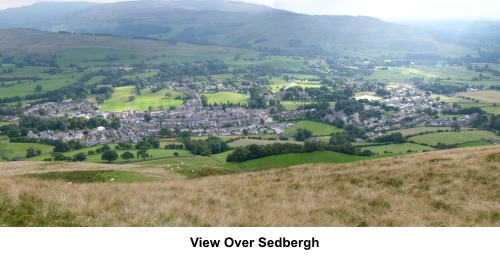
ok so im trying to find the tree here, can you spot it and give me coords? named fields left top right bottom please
left=129, top=95, right=136, bottom=102
left=101, top=144, right=111, bottom=151
left=35, top=85, right=42, bottom=92
left=165, top=92, right=172, bottom=98
left=243, top=129, right=249, bottom=135
left=160, top=127, right=171, bottom=137
left=7, top=129, right=19, bottom=138
left=136, top=148, right=150, bottom=160
left=53, top=140, right=70, bottom=153
left=73, top=152, right=87, bottom=162
left=173, top=152, right=179, bottom=156
left=144, top=114, right=151, bottom=122
left=52, top=152, right=66, bottom=161
left=96, top=96, right=105, bottom=104
left=451, top=123, right=460, bottom=131
left=120, top=151, right=134, bottom=161
left=26, top=147, right=37, bottom=158
left=101, top=150, right=118, bottom=162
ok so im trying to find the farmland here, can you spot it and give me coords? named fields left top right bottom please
left=227, top=139, right=302, bottom=147
left=201, top=92, right=249, bottom=105
left=391, top=127, right=455, bottom=137
left=100, top=86, right=184, bottom=112
left=232, top=151, right=368, bottom=170
left=360, top=143, right=434, bottom=155
left=281, top=101, right=336, bottom=110
left=457, top=91, right=500, bottom=104
left=408, top=130, right=500, bottom=145
left=26, top=144, right=195, bottom=164
left=284, top=121, right=344, bottom=136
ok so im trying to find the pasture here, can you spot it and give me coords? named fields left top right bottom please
left=391, top=127, right=454, bottom=137
left=360, top=143, right=434, bottom=155
left=57, top=48, right=143, bottom=67
left=27, top=144, right=195, bottom=164
left=481, top=106, right=500, bottom=115
left=2, top=142, right=54, bottom=160
left=201, top=92, right=248, bottom=105
left=284, top=121, right=344, bottom=136
left=408, top=130, right=500, bottom=145
left=234, top=151, right=367, bottom=170
left=457, top=91, right=500, bottom=104
left=227, top=139, right=302, bottom=148
left=280, top=101, right=336, bottom=111
left=85, top=75, right=107, bottom=85
left=458, top=141, right=492, bottom=148
left=100, top=86, right=183, bottom=112
left=1, top=71, right=80, bottom=98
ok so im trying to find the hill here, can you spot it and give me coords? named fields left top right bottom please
left=0, top=28, right=250, bottom=56
left=0, top=1, right=461, bottom=52
left=1, top=145, right=500, bottom=226
left=0, top=2, right=100, bottom=29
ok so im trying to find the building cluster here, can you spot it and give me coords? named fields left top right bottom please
left=23, top=99, right=99, bottom=118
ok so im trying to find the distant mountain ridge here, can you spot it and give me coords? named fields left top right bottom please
left=0, top=0, right=466, bottom=52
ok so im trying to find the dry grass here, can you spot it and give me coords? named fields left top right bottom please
left=0, top=161, right=183, bottom=180
left=2, top=146, right=500, bottom=226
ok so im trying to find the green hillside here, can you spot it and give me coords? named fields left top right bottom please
left=2, top=1, right=469, bottom=53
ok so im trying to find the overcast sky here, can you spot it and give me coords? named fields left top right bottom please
left=0, top=0, right=498, bottom=20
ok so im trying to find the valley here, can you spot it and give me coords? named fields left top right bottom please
left=1, top=0, right=500, bottom=228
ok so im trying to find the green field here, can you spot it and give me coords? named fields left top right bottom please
left=85, top=75, right=107, bottom=85
left=481, top=106, right=500, bottom=115
left=228, top=139, right=302, bottom=147
left=232, top=151, right=367, bottom=170
left=408, top=130, right=500, bottom=145
left=284, top=121, right=344, bottom=136
left=391, top=127, right=454, bottom=137
left=280, top=101, right=336, bottom=111
left=201, top=92, right=249, bottom=105
left=210, top=150, right=233, bottom=163
left=1, top=71, right=80, bottom=98
left=57, top=48, right=144, bottom=67
left=457, top=91, right=500, bottom=104
left=458, top=141, right=493, bottom=148
left=26, top=144, right=195, bottom=164
left=360, top=143, right=434, bottom=155
left=101, top=86, right=184, bottom=112
left=2, top=142, right=54, bottom=160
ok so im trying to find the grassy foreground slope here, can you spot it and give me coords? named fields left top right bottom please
left=2, top=145, right=500, bottom=226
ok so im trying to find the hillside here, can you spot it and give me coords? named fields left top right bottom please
left=0, top=2, right=100, bottom=29
left=0, top=1, right=459, bottom=52
left=0, top=28, right=248, bottom=56
left=1, top=145, right=500, bottom=226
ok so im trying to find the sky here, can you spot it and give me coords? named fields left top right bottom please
left=0, top=0, right=498, bottom=20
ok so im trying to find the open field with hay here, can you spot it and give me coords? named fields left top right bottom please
left=457, top=91, right=500, bottom=104
left=408, top=130, right=500, bottom=145
left=2, top=145, right=500, bottom=226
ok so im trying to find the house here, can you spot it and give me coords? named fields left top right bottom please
left=99, top=136, right=109, bottom=144
left=86, top=139, right=97, bottom=147
left=27, top=131, right=38, bottom=139
left=307, top=137, right=321, bottom=143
